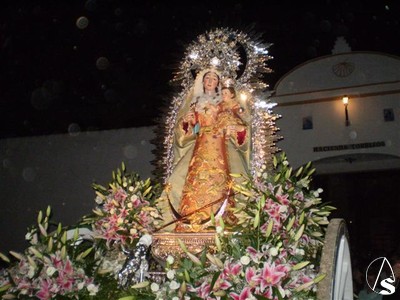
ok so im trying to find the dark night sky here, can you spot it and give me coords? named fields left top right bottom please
left=1, top=0, right=399, bottom=139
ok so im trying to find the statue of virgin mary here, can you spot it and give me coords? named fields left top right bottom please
left=154, top=28, right=279, bottom=233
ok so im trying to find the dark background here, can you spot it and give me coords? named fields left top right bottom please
left=1, top=0, right=399, bottom=139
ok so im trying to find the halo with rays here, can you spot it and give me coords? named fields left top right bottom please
left=173, top=27, right=274, bottom=92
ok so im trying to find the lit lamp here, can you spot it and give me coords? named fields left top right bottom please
left=342, top=96, right=350, bottom=126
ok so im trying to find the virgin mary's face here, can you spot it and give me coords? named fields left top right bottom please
left=203, top=72, right=219, bottom=92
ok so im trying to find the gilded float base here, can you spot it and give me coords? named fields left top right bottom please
left=151, top=232, right=217, bottom=266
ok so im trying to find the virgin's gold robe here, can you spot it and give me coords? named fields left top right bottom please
left=158, top=97, right=250, bottom=232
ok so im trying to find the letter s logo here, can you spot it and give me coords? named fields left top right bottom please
left=379, top=277, right=396, bottom=295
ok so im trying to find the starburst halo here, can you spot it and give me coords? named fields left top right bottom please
left=154, top=27, right=281, bottom=182
left=173, top=27, right=273, bottom=91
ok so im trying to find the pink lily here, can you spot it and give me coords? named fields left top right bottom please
left=230, top=286, right=253, bottom=300
left=222, top=261, right=242, bottom=280
left=36, top=278, right=52, bottom=300
left=113, top=188, right=127, bottom=202
left=260, top=262, right=287, bottom=291
left=196, top=281, right=211, bottom=299
left=245, top=267, right=261, bottom=288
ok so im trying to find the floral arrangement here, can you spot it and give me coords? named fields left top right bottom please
left=149, top=153, right=334, bottom=300
left=0, top=163, right=163, bottom=300
left=0, top=154, right=334, bottom=299
left=89, top=162, right=163, bottom=248
left=0, top=207, right=99, bottom=299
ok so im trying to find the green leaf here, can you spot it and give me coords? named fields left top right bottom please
left=118, top=296, right=136, bottom=300
left=0, top=252, right=10, bottom=263
left=61, top=245, right=66, bottom=259
left=260, top=194, right=266, bottom=208
left=37, top=210, right=43, bottom=224
left=265, top=220, right=273, bottom=238
left=213, top=290, right=226, bottom=297
left=131, top=281, right=149, bottom=289
left=61, top=231, right=67, bottom=244
left=27, top=255, right=37, bottom=269
left=29, top=247, right=44, bottom=259
left=323, top=205, right=337, bottom=211
left=38, top=224, right=47, bottom=237
left=0, top=284, right=12, bottom=293
left=295, top=280, right=314, bottom=292
left=9, top=251, right=24, bottom=261
left=292, top=261, right=310, bottom=270
left=294, top=224, right=305, bottom=241
left=310, top=231, right=323, bottom=237
left=210, top=271, right=221, bottom=291
left=177, top=239, right=188, bottom=253
left=186, top=251, right=202, bottom=266
left=206, top=253, right=223, bottom=268
left=229, top=173, right=242, bottom=178
left=79, top=246, right=93, bottom=259
left=210, top=210, right=215, bottom=225
left=307, top=168, right=316, bottom=177
left=295, top=166, right=303, bottom=177
left=285, top=216, right=295, bottom=232
left=47, top=237, right=53, bottom=252
left=2, top=294, right=17, bottom=299
left=180, top=280, right=187, bottom=295
left=143, top=186, right=152, bottom=197
left=184, top=269, right=190, bottom=282
left=284, top=168, right=292, bottom=179
left=73, top=228, right=79, bottom=241
left=219, top=216, right=225, bottom=231
left=243, top=189, right=254, bottom=197
left=92, top=183, right=107, bottom=192
left=313, top=273, right=326, bottom=284
left=273, top=286, right=285, bottom=300
left=316, top=211, right=331, bottom=216
left=215, top=234, right=222, bottom=252
left=92, top=208, right=104, bottom=216
left=253, top=211, right=260, bottom=229
left=273, top=173, right=281, bottom=182
left=318, top=219, right=330, bottom=225
left=46, top=205, right=51, bottom=217
left=299, top=211, right=305, bottom=225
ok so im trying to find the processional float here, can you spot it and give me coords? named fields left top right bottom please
left=119, top=27, right=353, bottom=300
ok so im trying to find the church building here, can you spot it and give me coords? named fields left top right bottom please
left=272, top=37, right=400, bottom=258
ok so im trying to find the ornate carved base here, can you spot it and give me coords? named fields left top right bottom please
left=151, top=232, right=217, bottom=266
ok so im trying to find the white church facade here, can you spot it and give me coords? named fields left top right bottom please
left=271, top=37, right=400, bottom=174
left=270, top=38, right=400, bottom=257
